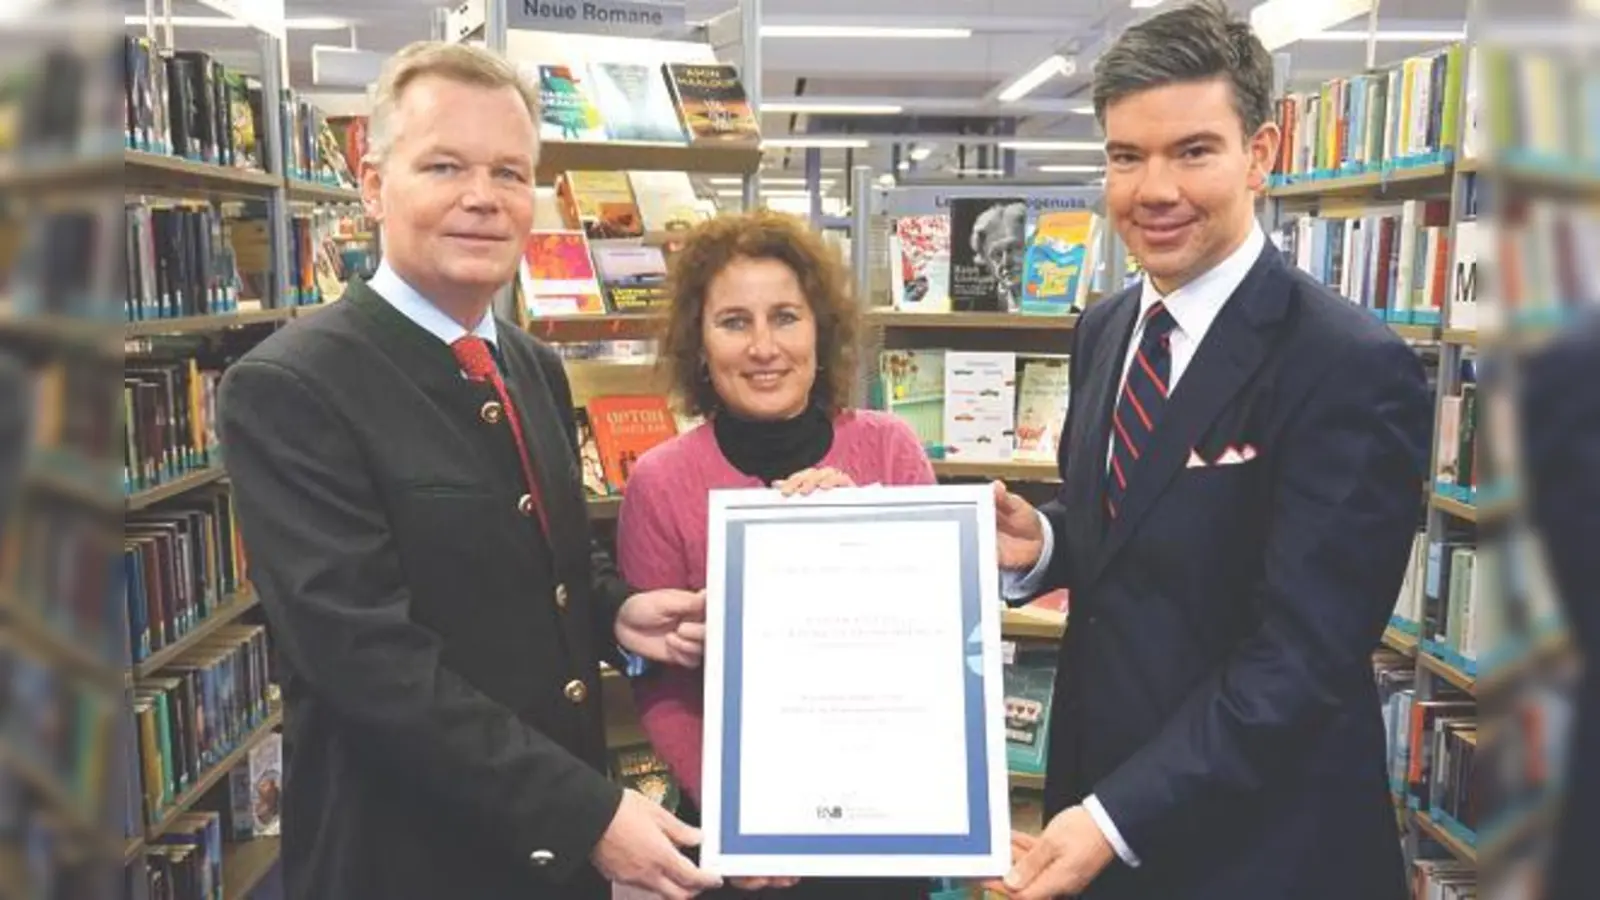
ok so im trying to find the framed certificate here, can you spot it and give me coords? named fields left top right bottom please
left=700, top=483, right=1012, bottom=878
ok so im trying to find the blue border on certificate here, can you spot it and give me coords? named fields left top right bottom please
left=719, top=505, right=992, bottom=855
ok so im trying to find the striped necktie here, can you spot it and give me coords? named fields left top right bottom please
left=1105, top=301, right=1179, bottom=521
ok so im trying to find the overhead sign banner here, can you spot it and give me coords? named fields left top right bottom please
left=509, top=0, right=688, bottom=39
left=879, top=184, right=1102, bottom=218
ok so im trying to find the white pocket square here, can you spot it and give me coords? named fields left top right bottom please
left=1187, top=444, right=1258, bottom=468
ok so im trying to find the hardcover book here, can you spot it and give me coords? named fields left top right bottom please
left=519, top=229, right=606, bottom=316
left=948, top=197, right=1027, bottom=313
left=587, top=62, right=687, bottom=143
left=535, top=64, right=606, bottom=141
left=586, top=394, right=678, bottom=491
left=891, top=214, right=952, bottom=312
left=662, top=63, right=760, bottom=143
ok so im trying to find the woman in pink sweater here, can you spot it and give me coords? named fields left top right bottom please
left=616, top=211, right=936, bottom=899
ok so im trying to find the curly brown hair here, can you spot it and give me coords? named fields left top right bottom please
left=658, top=209, right=860, bottom=418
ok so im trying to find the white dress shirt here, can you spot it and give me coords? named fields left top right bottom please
left=1000, top=221, right=1267, bottom=868
left=367, top=260, right=500, bottom=352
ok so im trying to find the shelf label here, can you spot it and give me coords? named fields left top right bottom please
left=510, top=0, right=687, bottom=39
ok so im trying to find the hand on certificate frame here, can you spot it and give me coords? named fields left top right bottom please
left=994, top=806, right=1116, bottom=900
left=727, top=876, right=802, bottom=891
left=616, top=588, right=709, bottom=667
left=773, top=466, right=855, bottom=496
left=976, top=830, right=1040, bottom=896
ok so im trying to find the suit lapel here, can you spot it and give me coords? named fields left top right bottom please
left=1064, top=292, right=1139, bottom=567
left=1083, top=244, right=1291, bottom=588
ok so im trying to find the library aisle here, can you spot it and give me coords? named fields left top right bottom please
left=0, top=0, right=1594, bottom=899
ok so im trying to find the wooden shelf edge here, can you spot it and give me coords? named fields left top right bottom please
left=1002, top=608, right=1066, bottom=641
left=127, top=466, right=226, bottom=510
left=134, top=590, right=259, bottom=678
left=1381, top=626, right=1418, bottom=658
left=125, top=307, right=297, bottom=338
left=1413, top=809, right=1478, bottom=865
left=222, top=836, right=282, bottom=900
left=932, top=460, right=1060, bottom=482
left=1418, top=649, right=1477, bottom=696
left=867, top=310, right=1080, bottom=331
left=1267, top=161, right=1453, bottom=198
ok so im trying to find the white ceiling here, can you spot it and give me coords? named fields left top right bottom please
left=127, top=0, right=1476, bottom=184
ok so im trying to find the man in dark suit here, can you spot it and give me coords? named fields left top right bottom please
left=1518, top=307, right=1600, bottom=900
left=988, top=3, right=1432, bottom=899
left=217, top=42, right=722, bottom=900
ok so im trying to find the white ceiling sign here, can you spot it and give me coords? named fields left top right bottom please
left=1249, top=0, right=1373, bottom=51
left=194, top=0, right=287, bottom=39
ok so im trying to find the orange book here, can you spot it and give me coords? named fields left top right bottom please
left=586, top=395, right=678, bottom=491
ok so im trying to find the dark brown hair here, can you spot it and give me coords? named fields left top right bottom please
left=658, top=209, right=860, bottom=418
left=1092, top=0, right=1275, bottom=139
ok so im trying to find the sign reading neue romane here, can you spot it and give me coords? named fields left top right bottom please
left=510, top=0, right=688, bottom=39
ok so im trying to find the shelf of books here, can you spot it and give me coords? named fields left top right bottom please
left=1277, top=18, right=1591, bottom=896
left=106, top=10, right=378, bottom=896
left=1269, top=32, right=1488, bottom=897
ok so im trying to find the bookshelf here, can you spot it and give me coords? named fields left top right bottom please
left=1267, top=19, right=1486, bottom=893
left=1266, top=5, right=1590, bottom=895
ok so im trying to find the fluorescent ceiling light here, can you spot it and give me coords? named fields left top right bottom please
left=763, top=138, right=872, bottom=149
left=1035, top=164, right=1104, bottom=173
left=763, top=102, right=904, bottom=115
left=999, top=139, right=1103, bottom=151
left=999, top=54, right=1073, bottom=103
left=1131, top=1, right=1167, bottom=7
left=1250, top=0, right=1373, bottom=51
left=1299, top=29, right=1466, bottom=42
left=1069, top=104, right=1096, bottom=115
left=763, top=25, right=971, bottom=39
left=123, top=15, right=349, bottom=29
left=710, top=176, right=836, bottom=186
left=951, top=168, right=1007, bottom=176
left=909, top=146, right=933, bottom=161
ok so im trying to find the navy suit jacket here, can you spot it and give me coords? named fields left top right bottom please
left=1033, top=242, right=1430, bottom=900
left=1518, top=307, right=1600, bottom=900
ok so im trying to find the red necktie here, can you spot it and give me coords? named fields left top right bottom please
left=1105, top=301, right=1179, bottom=521
left=451, top=335, right=549, bottom=537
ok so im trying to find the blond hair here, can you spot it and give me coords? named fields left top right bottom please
left=365, top=41, right=540, bottom=164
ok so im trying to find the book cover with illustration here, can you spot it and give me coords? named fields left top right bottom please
left=1013, top=355, right=1071, bottom=463
left=626, top=170, right=705, bottom=236
left=520, top=230, right=606, bottom=316
left=535, top=64, right=606, bottom=141
left=1021, top=209, right=1095, bottom=315
left=949, top=197, right=1028, bottom=312
left=587, top=62, right=688, bottom=143
left=586, top=394, right=678, bottom=491
left=891, top=214, right=952, bottom=312
left=592, top=243, right=670, bottom=312
left=942, top=351, right=1015, bottom=462
left=610, top=743, right=681, bottom=814
left=1003, top=642, right=1057, bottom=776
left=556, top=170, right=644, bottom=240
left=877, top=349, right=946, bottom=457
left=662, top=63, right=760, bottom=143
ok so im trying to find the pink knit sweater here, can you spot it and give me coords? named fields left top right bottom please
left=615, top=409, right=937, bottom=805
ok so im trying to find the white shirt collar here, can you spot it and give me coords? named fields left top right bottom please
left=1138, top=221, right=1266, bottom=339
left=367, top=259, right=499, bottom=350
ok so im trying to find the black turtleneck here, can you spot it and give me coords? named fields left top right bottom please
left=712, top=402, right=835, bottom=485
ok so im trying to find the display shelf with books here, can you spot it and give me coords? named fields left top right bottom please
left=854, top=180, right=1111, bottom=488
left=1268, top=15, right=1492, bottom=893
left=106, top=9, right=307, bottom=899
